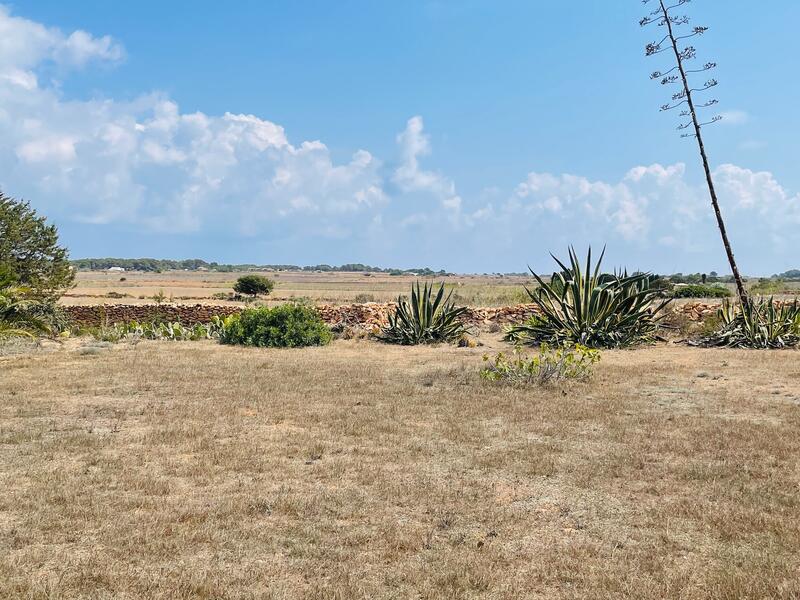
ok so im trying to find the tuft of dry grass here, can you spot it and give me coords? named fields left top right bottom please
left=1, top=338, right=799, bottom=598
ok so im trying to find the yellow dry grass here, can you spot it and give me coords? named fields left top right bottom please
left=63, top=270, right=533, bottom=307
left=1, top=338, right=799, bottom=598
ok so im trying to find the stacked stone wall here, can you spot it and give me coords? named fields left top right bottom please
left=63, top=301, right=731, bottom=329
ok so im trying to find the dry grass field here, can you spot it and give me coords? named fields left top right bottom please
left=63, top=270, right=533, bottom=307
left=63, top=269, right=800, bottom=312
left=2, top=336, right=799, bottom=599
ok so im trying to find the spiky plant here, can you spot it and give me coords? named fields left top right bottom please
left=380, top=281, right=468, bottom=345
left=696, top=298, right=800, bottom=349
left=0, top=286, right=49, bottom=338
left=505, top=247, right=670, bottom=348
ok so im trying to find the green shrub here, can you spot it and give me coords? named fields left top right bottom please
left=671, top=284, right=731, bottom=298
left=481, top=344, right=600, bottom=385
left=354, top=293, right=376, bottom=303
left=220, top=303, right=332, bottom=348
left=696, top=298, right=800, bottom=348
left=233, top=275, right=275, bottom=297
left=505, top=247, right=670, bottom=348
left=0, top=285, right=50, bottom=338
left=380, top=282, right=468, bottom=345
left=750, top=278, right=786, bottom=296
left=23, top=301, right=70, bottom=335
left=90, top=317, right=231, bottom=343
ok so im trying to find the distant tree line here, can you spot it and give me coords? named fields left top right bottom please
left=70, top=258, right=451, bottom=276
left=662, top=272, right=732, bottom=284
left=774, top=270, right=800, bottom=280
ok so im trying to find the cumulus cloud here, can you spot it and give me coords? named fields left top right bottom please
left=501, top=162, right=800, bottom=271
left=1, top=5, right=798, bottom=273
left=0, top=6, right=388, bottom=238
left=0, top=4, right=122, bottom=76
left=393, top=116, right=463, bottom=215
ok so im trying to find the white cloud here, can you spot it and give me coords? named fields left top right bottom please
left=1, top=5, right=799, bottom=273
left=393, top=116, right=462, bottom=214
left=719, top=109, right=749, bottom=125
left=0, top=5, right=122, bottom=76
left=501, top=162, right=800, bottom=270
left=0, top=6, right=388, bottom=237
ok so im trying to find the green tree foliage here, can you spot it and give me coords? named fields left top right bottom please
left=671, top=284, right=732, bottom=299
left=233, top=274, right=275, bottom=297
left=220, top=304, right=332, bottom=348
left=70, top=257, right=451, bottom=275
left=0, top=192, right=74, bottom=299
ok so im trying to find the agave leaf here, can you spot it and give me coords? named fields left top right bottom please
left=506, top=247, right=669, bottom=348
left=381, top=282, right=468, bottom=345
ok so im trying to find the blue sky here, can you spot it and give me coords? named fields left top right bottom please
left=1, top=1, right=798, bottom=274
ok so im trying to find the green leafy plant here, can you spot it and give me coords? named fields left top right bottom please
left=696, top=298, right=800, bottom=348
left=750, top=278, right=787, bottom=296
left=233, top=275, right=275, bottom=298
left=90, top=316, right=231, bottom=343
left=220, top=303, right=332, bottom=348
left=505, top=247, right=670, bottom=348
left=151, top=289, right=167, bottom=305
left=380, top=281, right=468, bottom=345
left=481, top=343, right=600, bottom=385
left=671, top=284, right=732, bottom=299
left=0, top=285, right=50, bottom=338
left=0, top=192, right=74, bottom=300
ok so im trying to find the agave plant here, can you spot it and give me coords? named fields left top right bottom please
left=0, top=285, right=53, bottom=339
left=505, top=247, right=670, bottom=348
left=380, top=281, right=468, bottom=345
left=696, top=297, right=800, bottom=348
left=92, top=317, right=232, bottom=343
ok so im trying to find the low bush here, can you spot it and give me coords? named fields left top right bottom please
left=380, top=282, right=468, bottom=345
left=671, top=284, right=731, bottom=298
left=23, top=301, right=70, bottom=335
left=220, top=303, right=332, bottom=348
left=481, top=344, right=600, bottom=385
left=354, top=293, right=376, bottom=303
left=234, top=275, right=275, bottom=297
left=0, top=285, right=67, bottom=338
left=91, top=317, right=230, bottom=343
left=750, top=278, right=787, bottom=296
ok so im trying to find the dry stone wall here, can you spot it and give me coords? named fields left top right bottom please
left=63, top=301, right=726, bottom=329
left=64, top=304, right=242, bottom=327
